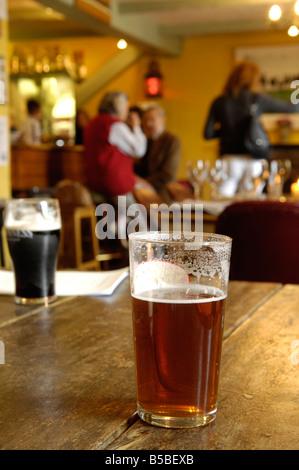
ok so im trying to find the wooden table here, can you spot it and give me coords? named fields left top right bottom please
left=0, top=278, right=298, bottom=450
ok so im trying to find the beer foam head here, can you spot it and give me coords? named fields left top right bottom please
left=4, top=199, right=61, bottom=231
left=130, top=232, right=232, bottom=296
left=134, top=260, right=190, bottom=294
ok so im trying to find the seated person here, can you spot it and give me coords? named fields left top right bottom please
left=135, top=104, right=181, bottom=202
left=84, top=91, right=147, bottom=200
left=84, top=92, right=150, bottom=244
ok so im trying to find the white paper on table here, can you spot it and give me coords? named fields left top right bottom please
left=0, top=267, right=129, bottom=297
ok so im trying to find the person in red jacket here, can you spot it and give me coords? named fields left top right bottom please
left=84, top=91, right=147, bottom=198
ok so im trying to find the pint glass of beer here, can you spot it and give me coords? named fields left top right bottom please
left=4, top=198, right=61, bottom=305
left=129, top=232, right=232, bottom=428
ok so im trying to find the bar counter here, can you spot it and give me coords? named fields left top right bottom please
left=11, top=144, right=86, bottom=193
left=0, top=278, right=298, bottom=450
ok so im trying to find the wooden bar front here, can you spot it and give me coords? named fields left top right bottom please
left=11, top=144, right=87, bottom=193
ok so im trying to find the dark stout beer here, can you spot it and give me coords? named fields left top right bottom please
left=132, top=286, right=226, bottom=425
left=6, top=228, right=60, bottom=302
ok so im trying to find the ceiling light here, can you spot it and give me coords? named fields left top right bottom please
left=269, top=5, right=282, bottom=21
left=117, top=39, right=128, bottom=50
left=268, top=3, right=299, bottom=37
left=145, top=60, right=163, bottom=98
left=288, top=24, right=299, bottom=36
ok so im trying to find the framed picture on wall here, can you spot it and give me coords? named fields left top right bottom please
left=235, top=45, right=299, bottom=102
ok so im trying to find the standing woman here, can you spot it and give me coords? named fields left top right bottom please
left=204, top=60, right=299, bottom=196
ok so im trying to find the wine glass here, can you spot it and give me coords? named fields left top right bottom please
left=186, top=159, right=209, bottom=200
left=267, top=159, right=292, bottom=198
left=243, top=159, right=269, bottom=197
left=208, top=159, right=229, bottom=200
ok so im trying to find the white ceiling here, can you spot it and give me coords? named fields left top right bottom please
left=7, top=0, right=299, bottom=54
left=116, top=0, right=297, bottom=33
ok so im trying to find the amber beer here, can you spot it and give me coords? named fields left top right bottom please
left=132, top=286, right=226, bottom=427
left=129, top=232, right=232, bottom=428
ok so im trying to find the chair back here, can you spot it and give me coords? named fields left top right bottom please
left=54, top=179, right=98, bottom=269
left=216, top=200, right=299, bottom=284
left=54, top=179, right=94, bottom=208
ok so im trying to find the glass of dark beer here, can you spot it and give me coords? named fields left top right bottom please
left=4, top=198, right=61, bottom=305
left=129, top=232, right=232, bottom=428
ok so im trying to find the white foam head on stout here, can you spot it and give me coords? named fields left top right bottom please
left=5, top=200, right=61, bottom=232
left=5, top=215, right=61, bottom=232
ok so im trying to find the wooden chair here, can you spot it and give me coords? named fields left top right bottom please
left=55, top=179, right=99, bottom=270
left=55, top=179, right=125, bottom=270
left=216, top=200, right=299, bottom=284
left=73, top=206, right=100, bottom=270
left=166, top=182, right=194, bottom=202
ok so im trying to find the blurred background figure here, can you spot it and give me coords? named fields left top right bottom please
left=204, top=60, right=299, bottom=197
left=126, top=105, right=143, bottom=131
left=10, top=108, right=21, bottom=144
left=135, top=103, right=181, bottom=202
left=84, top=91, right=150, bottom=245
left=75, top=109, right=90, bottom=145
left=20, top=99, right=43, bottom=145
left=84, top=90, right=148, bottom=200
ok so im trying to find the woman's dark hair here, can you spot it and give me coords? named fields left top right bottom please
left=27, top=99, right=40, bottom=115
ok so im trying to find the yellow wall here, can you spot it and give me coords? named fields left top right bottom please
left=0, top=17, right=10, bottom=198
left=10, top=29, right=298, bottom=180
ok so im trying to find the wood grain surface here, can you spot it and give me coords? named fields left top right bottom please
left=106, top=284, right=298, bottom=451
left=0, top=278, right=297, bottom=450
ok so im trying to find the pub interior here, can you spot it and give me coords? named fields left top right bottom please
left=0, top=0, right=298, bottom=451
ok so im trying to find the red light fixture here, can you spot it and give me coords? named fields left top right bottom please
left=145, top=60, right=163, bottom=98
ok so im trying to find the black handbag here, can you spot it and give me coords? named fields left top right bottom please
left=244, top=94, right=270, bottom=159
